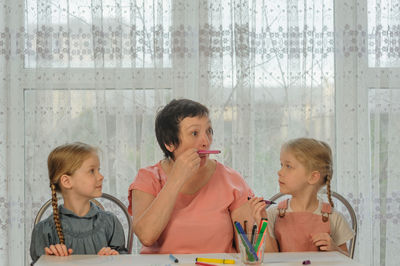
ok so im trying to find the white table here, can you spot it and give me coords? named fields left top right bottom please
left=35, top=252, right=364, bottom=266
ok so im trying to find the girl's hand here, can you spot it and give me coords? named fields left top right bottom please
left=44, top=244, right=73, bottom=256
left=97, top=247, right=119, bottom=255
left=248, top=197, right=267, bottom=225
left=311, top=232, right=338, bottom=251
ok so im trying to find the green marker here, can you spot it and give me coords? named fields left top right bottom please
left=254, top=219, right=268, bottom=252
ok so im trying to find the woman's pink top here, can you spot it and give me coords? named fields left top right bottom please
left=128, top=161, right=253, bottom=254
left=275, top=199, right=331, bottom=252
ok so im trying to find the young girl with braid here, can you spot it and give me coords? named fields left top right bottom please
left=30, top=142, right=126, bottom=263
left=249, top=138, right=354, bottom=256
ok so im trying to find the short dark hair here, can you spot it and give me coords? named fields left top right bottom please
left=155, top=99, right=209, bottom=160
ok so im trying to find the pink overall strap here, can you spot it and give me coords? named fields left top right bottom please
left=321, top=202, right=332, bottom=222
left=278, top=199, right=289, bottom=217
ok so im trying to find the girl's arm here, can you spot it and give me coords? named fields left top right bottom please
left=97, top=247, right=119, bottom=255
left=30, top=222, right=73, bottom=262
left=230, top=201, right=255, bottom=251
left=248, top=197, right=279, bottom=252
left=132, top=149, right=201, bottom=246
left=264, top=223, right=279, bottom=252
left=311, top=233, right=350, bottom=256
left=44, top=245, right=73, bottom=256
left=107, top=214, right=127, bottom=254
left=30, top=225, right=46, bottom=262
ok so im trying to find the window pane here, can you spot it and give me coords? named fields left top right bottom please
left=24, top=88, right=171, bottom=197
left=24, top=0, right=172, bottom=68
left=24, top=88, right=171, bottom=257
left=368, top=0, right=400, bottom=67
left=210, top=0, right=335, bottom=194
left=369, top=88, right=400, bottom=263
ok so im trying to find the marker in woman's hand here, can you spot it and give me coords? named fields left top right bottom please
left=197, top=150, right=221, bottom=155
left=248, top=196, right=276, bottom=205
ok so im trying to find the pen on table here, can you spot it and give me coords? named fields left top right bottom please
left=196, top=257, right=235, bottom=264
left=250, top=224, right=257, bottom=245
left=195, top=262, right=217, bottom=266
left=197, top=150, right=221, bottom=154
left=247, top=196, right=276, bottom=205
left=169, top=254, right=179, bottom=263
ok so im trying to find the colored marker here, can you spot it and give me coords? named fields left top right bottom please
left=169, top=254, right=179, bottom=263
left=195, top=262, right=217, bottom=266
left=247, top=196, right=276, bottom=205
left=302, top=260, right=311, bottom=265
left=254, top=219, right=268, bottom=258
left=234, top=221, right=259, bottom=261
left=196, top=257, right=235, bottom=264
left=259, top=218, right=268, bottom=233
left=250, top=224, right=257, bottom=245
left=197, top=150, right=221, bottom=154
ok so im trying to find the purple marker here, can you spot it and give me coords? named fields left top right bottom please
left=197, top=150, right=221, bottom=154
left=262, top=200, right=276, bottom=205
left=247, top=196, right=276, bottom=205
left=302, top=260, right=311, bottom=265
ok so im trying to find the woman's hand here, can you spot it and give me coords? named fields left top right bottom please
left=168, top=148, right=201, bottom=184
left=44, top=244, right=73, bottom=256
left=248, top=197, right=268, bottom=225
left=97, top=247, right=119, bottom=255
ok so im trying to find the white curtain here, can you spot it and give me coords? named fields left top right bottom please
left=0, top=0, right=399, bottom=265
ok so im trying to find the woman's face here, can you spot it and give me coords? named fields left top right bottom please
left=171, top=115, right=213, bottom=166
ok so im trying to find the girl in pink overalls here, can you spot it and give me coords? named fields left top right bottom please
left=249, top=138, right=354, bottom=256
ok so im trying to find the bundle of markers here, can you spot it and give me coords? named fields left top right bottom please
left=234, top=218, right=268, bottom=263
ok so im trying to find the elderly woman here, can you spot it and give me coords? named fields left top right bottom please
left=128, top=99, right=254, bottom=254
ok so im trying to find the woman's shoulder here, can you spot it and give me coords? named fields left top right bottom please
left=128, top=161, right=165, bottom=204
left=130, top=161, right=165, bottom=186
left=134, top=161, right=168, bottom=184
left=215, top=161, right=242, bottom=178
left=137, top=161, right=163, bottom=177
left=213, top=161, right=251, bottom=194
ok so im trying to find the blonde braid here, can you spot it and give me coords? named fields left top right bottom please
left=325, top=174, right=334, bottom=208
left=51, top=184, right=65, bottom=244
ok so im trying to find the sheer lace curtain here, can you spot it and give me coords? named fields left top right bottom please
left=0, top=0, right=398, bottom=265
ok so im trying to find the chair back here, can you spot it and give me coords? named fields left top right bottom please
left=268, top=191, right=357, bottom=258
left=34, top=193, right=133, bottom=254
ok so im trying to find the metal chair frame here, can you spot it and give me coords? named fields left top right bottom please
left=34, top=192, right=133, bottom=254
left=269, top=191, right=357, bottom=258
